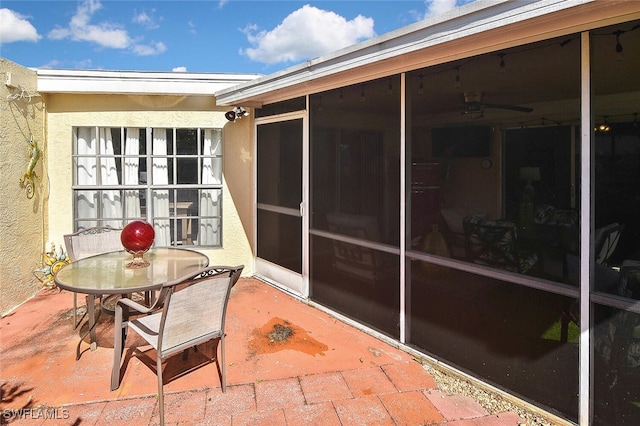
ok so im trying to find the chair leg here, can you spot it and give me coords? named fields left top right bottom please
left=87, top=295, right=97, bottom=350
left=73, top=293, right=78, bottom=329
left=560, top=314, right=569, bottom=343
left=111, top=304, right=127, bottom=391
left=157, top=356, right=165, bottom=426
left=221, top=335, right=226, bottom=393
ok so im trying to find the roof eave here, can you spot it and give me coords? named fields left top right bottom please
left=37, top=69, right=263, bottom=96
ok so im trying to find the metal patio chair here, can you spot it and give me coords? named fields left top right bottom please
left=63, top=226, right=123, bottom=329
left=111, top=265, right=244, bottom=426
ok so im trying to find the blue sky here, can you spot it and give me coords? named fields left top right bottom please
left=1, top=0, right=475, bottom=75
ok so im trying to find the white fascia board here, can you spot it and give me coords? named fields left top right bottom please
left=214, top=0, right=594, bottom=105
left=37, top=69, right=263, bottom=96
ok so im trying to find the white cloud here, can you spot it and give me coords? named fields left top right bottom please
left=0, top=8, right=41, bottom=44
left=40, top=58, right=94, bottom=69
left=241, top=5, right=375, bottom=65
left=131, top=41, right=166, bottom=56
left=423, top=0, right=476, bottom=18
left=173, top=66, right=188, bottom=72
left=47, top=0, right=165, bottom=56
left=425, top=0, right=459, bottom=16
left=48, top=0, right=129, bottom=48
left=133, top=9, right=162, bottom=30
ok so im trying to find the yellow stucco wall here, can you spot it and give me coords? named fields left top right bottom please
left=0, top=58, right=47, bottom=315
left=44, top=93, right=255, bottom=279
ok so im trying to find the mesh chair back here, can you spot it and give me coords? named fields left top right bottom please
left=595, top=223, right=624, bottom=265
left=64, top=227, right=123, bottom=261
left=156, top=266, right=242, bottom=358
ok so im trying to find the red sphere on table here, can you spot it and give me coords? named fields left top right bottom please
left=121, top=221, right=155, bottom=253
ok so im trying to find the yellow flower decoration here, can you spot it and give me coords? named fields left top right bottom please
left=33, top=243, right=70, bottom=289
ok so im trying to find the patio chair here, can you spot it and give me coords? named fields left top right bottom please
left=594, top=222, right=625, bottom=266
left=463, top=216, right=538, bottom=274
left=326, top=212, right=394, bottom=284
left=110, top=265, right=244, bottom=426
left=63, top=226, right=123, bottom=329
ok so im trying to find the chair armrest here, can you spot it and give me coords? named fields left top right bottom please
left=116, top=297, right=156, bottom=315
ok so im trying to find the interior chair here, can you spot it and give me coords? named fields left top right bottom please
left=63, top=226, right=123, bottom=329
left=326, top=212, right=394, bottom=284
left=560, top=223, right=625, bottom=339
left=440, top=208, right=485, bottom=259
left=463, top=216, right=538, bottom=274
left=560, top=254, right=621, bottom=342
left=111, top=265, right=244, bottom=426
left=594, top=222, right=625, bottom=266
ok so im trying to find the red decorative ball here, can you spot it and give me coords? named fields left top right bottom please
left=121, top=220, right=155, bottom=254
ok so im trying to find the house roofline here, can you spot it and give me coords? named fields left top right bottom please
left=37, top=69, right=262, bottom=96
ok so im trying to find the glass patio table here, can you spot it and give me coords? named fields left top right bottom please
left=54, top=247, right=209, bottom=359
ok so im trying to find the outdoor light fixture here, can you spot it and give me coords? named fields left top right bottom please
left=225, top=107, right=247, bottom=122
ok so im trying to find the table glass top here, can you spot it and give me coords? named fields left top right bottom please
left=54, top=247, right=209, bottom=294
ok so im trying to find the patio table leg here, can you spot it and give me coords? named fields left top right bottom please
left=75, top=294, right=100, bottom=360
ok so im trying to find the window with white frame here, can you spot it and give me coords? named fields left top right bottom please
left=72, top=127, right=223, bottom=247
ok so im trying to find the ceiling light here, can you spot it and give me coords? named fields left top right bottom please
left=614, top=30, right=625, bottom=61
left=497, top=53, right=507, bottom=74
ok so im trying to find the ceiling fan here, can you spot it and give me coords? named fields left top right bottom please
left=461, top=92, right=533, bottom=116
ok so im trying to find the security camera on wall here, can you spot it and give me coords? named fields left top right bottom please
left=225, top=106, right=247, bottom=122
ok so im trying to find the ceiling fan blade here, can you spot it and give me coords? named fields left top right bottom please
left=482, top=103, right=533, bottom=113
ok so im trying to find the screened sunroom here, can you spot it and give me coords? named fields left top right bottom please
left=216, top=2, right=640, bottom=424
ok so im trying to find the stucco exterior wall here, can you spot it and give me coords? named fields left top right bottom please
left=44, top=93, right=255, bottom=277
left=0, top=58, right=47, bottom=315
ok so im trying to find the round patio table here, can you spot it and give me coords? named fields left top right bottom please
left=55, top=247, right=209, bottom=358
